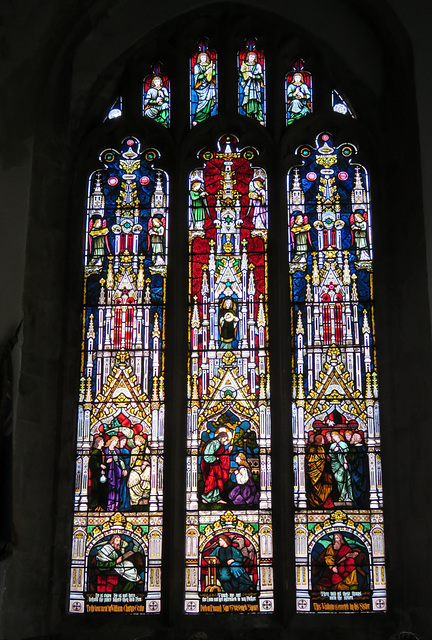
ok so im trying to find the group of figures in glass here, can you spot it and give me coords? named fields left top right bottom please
left=199, top=416, right=260, bottom=508
left=306, top=419, right=369, bottom=510
left=69, top=123, right=385, bottom=615
left=137, top=43, right=312, bottom=128
left=88, top=420, right=151, bottom=512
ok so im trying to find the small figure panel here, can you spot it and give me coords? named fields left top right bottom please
left=238, top=39, right=266, bottom=125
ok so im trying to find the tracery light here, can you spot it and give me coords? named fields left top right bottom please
left=190, top=39, right=218, bottom=127
left=237, top=39, right=266, bottom=125
left=106, top=96, right=122, bottom=121
left=143, top=63, right=170, bottom=128
left=285, top=59, right=312, bottom=126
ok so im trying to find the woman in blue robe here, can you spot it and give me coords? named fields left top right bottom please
left=209, top=534, right=255, bottom=593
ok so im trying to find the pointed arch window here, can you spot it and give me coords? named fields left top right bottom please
left=69, top=18, right=386, bottom=618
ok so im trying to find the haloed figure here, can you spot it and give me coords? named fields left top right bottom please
left=104, top=436, right=127, bottom=512
left=127, top=434, right=151, bottom=508
left=88, top=217, right=110, bottom=269
left=329, top=432, right=353, bottom=503
left=290, top=213, right=311, bottom=263
left=148, top=217, right=165, bottom=265
left=248, top=177, right=266, bottom=229
left=190, top=179, right=208, bottom=230
left=306, top=433, right=333, bottom=509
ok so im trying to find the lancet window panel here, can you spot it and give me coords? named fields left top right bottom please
left=69, top=137, right=169, bottom=615
left=288, top=132, right=386, bottom=614
left=143, top=64, right=170, bottom=128
left=185, top=135, right=273, bottom=615
left=285, top=60, right=312, bottom=126
left=190, top=41, right=218, bottom=127
left=237, top=40, right=266, bottom=125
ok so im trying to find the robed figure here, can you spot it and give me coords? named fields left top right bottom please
left=313, top=532, right=368, bottom=592
left=201, top=431, right=232, bottom=504
left=191, top=51, right=216, bottom=125
left=239, top=50, right=265, bottom=124
left=208, top=534, right=255, bottom=593
left=347, top=432, right=369, bottom=508
left=228, top=453, right=259, bottom=506
left=306, top=433, right=333, bottom=508
left=144, top=75, right=169, bottom=127
left=218, top=298, right=239, bottom=349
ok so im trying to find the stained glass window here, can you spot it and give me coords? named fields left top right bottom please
left=70, top=31, right=389, bottom=619
left=286, top=60, right=312, bottom=126
left=185, top=135, right=273, bottom=614
left=238, top=39, right=266, bottom=125
left=288, top=132, right=386, bottom=613
left=190, top=39, right=217, bottom=127
left=143, top=64, right=170, bottom=128
left=69, top=137, right=168, bottom=614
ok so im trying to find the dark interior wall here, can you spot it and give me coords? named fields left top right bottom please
left=0, top=1, right=431, bottom=639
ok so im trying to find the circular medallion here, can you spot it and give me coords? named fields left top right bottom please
left=140, top=176, right=150, bottom=185
left=108, top=176, right=118, bottom=186
left=338, top=171, right=348, bottom=181
left=306, top=171, right=317, bottom=181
